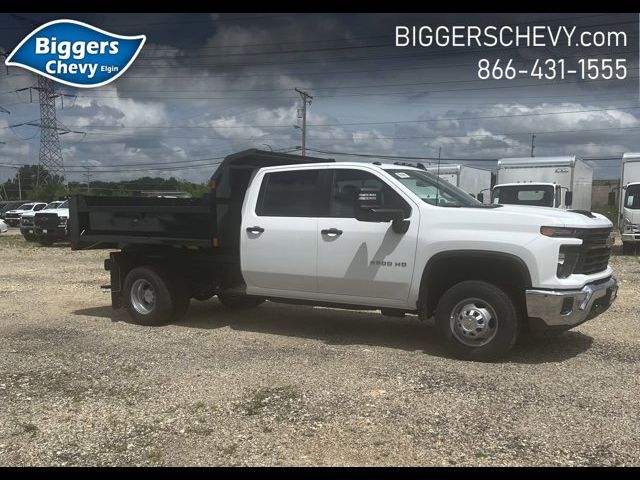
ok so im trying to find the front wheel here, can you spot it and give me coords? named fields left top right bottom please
left=217, top=293, right=265, bottom=310
left=435, top=281, right=520, bottom=361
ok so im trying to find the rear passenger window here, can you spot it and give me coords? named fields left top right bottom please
left=257, top=170, right=326, bottom=217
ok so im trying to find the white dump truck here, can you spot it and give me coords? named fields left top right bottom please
left=424, top=164, right=492, bottom=203
left=619, top=153, right=640, bottom=254
left=69, top=149, right=617, bottom=361
left=492, top=156, right=593, bottom=211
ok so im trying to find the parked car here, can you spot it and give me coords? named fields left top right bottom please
left=0, top=201, right=25, bottom=220
left=21, top=201, right=65, bottom=242
left=3, top=202, right=47, bottom=227
left=34, top=200, right=69, bottom=245
left=0, top=219, right=7, bottom=234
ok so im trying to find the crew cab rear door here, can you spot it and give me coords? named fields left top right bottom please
left=240, top=168, right=326, bottom=295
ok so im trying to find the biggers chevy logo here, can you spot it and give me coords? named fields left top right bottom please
left=4, top=19, right=145, bottom=88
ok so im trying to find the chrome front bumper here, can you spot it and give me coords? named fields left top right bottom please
left=621, top=232, right=640, bottom=243
left=526, top=277, right=618, bottom=328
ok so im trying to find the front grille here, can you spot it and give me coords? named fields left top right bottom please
left=574, top=228, right=612, bottom=275
left=34, top=213, right=61, bottom=229
left=5, top=213, right=21, bottom=220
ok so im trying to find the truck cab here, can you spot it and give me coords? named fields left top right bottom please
left=491, top=182, right=572, bottom=208
left=620, top=153, right=640, bottom=254
left=493, top=156, right=593, bottom=210
left=70, top=149, right=617, bottom=361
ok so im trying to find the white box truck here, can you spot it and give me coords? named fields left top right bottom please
left=492, top=156, right=593, bottom=211
left=619, top=153, right=640, bottom=254
left=424, top=164, right=492, bottom=203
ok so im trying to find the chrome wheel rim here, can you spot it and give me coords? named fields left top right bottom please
left=450, top=298, right=498, bottom=347
left=131, top=279, right=156, bottom=315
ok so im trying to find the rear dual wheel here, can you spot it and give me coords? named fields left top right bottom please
left=123, top=266, right=189, bottom=326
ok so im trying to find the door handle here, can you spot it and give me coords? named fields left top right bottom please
left=246, top=226, right=264, bottom=234
left=321, top=228, right=343, bottom=236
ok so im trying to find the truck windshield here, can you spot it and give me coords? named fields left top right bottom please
left=492, top=185, right=554, bottom=207
left=44, top=201, right=62, bottom=210
left=17, top=203, right=33, bottom=210
left=625, top=184, right=640, bottom=209
left=383, top=169, right=481, bottom=207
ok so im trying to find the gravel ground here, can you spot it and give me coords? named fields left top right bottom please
left=0, top=229, right=639, bottom=466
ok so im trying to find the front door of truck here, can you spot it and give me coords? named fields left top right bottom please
left=241, top=168, right=325, bottom=295
left=316, top=168, right=419, bottom=305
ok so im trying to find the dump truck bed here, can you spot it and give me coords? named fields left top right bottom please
left=69, top=149, right=333, bottom=251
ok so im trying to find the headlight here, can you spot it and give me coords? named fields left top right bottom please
left=541, top=226, right=577, bottom=238
left=58, top=216, right=68, bottom=226
left=623, top=218, right=634, bottom=233
left=557, top=246, right=580, bottom=278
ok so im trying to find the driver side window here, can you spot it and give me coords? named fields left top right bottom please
left=329, top=169, right=411, bottom=218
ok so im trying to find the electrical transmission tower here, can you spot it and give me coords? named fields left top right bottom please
left=36, top=76, right=64, bottom=185
left=6, top=14, right=71, bottom=187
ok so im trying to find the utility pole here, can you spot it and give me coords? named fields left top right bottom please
left=294, top=88, right=313, bottom=157
left=530, top=134, right=536, bottom=157
left=83, top=166, right=92, bottom=194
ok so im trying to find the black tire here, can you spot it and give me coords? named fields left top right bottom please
left=622, top=242, right=636, bottom=256
left=435, top=280, right=520, bottom=361
left=122, top=265, right=190, bottom=326
left=217, top=293, right=265, bottom=310
left=37, top=237, right=54, bottom=246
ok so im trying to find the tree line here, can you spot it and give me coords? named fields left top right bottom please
left=1, top=165, right=210, bottom=202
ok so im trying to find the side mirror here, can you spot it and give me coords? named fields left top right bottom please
left=565, top=190, right=573, bottom=207
left=477, top=192, right=484, bottom=203
left=608, top=191, right=616, bottom=207
left=355, top=187, right=409, bottom=233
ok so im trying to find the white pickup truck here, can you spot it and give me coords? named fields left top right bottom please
left=20, top=200, right=66, bottom=242
left=33, top=199, right=70, bottom=245
left=69, top=149, right=618, bottom=360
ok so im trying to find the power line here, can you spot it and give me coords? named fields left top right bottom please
left=68, top=76, right=640, bottom=100
left=54, top=105, right=640, bottom=131
left=304, top=147, right=628, bottom=163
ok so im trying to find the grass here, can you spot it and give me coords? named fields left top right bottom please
left=220, top=443, right=238, bottom=455
left=146, top=448, right=163, bottom=463
left=244, top=386, right=301, bottom=416
left=20, top=422, right=39, bottom=436
left=0, top=234, right=37, bottom=249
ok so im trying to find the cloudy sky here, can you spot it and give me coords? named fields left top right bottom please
left=0, top=12, right=638, bottom=186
